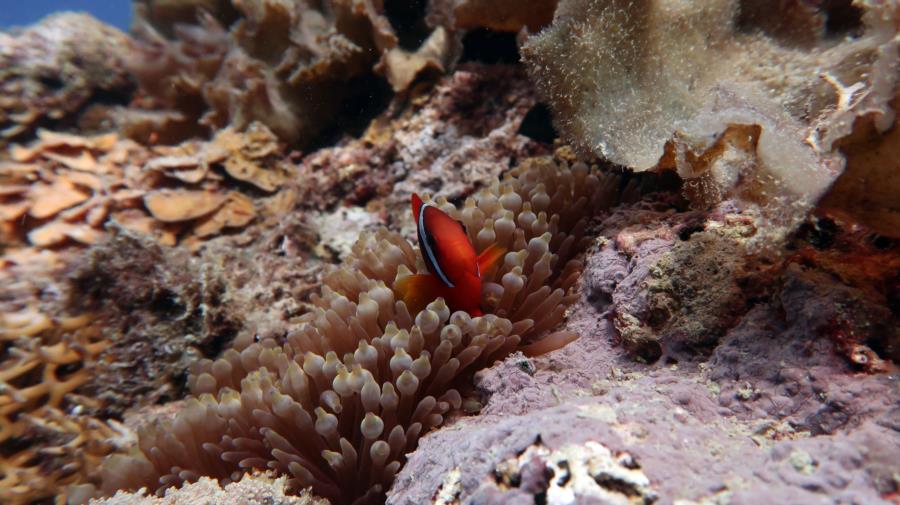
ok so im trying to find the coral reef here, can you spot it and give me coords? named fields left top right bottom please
left=588, top=205, right=776, bottom=361
left=2, top=130, right=138, bottom=249
left=1, top=59, right=544, bottom=503
left=0, top=224, right=123, bottom=505
left=98, top=156, right=619, bottom=504
left=489, top=440, right=656, bottom=504
left=1, top=2, right=898, bottom=505
left=123, top=0, right=459, bottom=145
left=58, top=60, right=546, bottom=430
left=0, top=122, right=295, bottom=502
left=0, top=13, right=133, bottom=145
left=522, top=0, right=900, bottom=235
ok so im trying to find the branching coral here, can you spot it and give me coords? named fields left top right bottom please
left=124, top=0, right=460, bottom=145
left=0, top=309, right=120, bottom=504
left=522, top=0, right=900, bottom=237
left=0, top=407, right=132, bottom=505
left=99, top=157, right=620, bottom=504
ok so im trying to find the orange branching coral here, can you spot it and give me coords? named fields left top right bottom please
left=0, top=407, right=132, bottom=505
left=0, top=308, right=122, bottom=505
left=100, top=157, right=619, bottom=503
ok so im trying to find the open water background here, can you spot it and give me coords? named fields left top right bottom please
left=1, top=1, right=131, bottom=30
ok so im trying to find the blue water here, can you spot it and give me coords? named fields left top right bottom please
left=0, top=1, right=132, bottom=31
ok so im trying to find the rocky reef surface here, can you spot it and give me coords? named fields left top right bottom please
left=0, top=2, right=898, bottom=505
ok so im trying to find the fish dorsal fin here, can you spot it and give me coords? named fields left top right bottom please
left=417, top=201, right=455, bottom=288
left=411, top=193, right=425, bottom=225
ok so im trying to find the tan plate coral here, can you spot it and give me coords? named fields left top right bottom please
left=0, top=123, right=291, bottom=250
left=99, top=157, right=621, bottom=504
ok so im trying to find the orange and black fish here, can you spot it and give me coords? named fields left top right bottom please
left=396, top=193, right=506, bottom=317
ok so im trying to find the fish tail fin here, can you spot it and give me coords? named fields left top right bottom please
left=477, top=244, right=507, bottom=277
left=412, top=193, right=424, bottom=225
left=395, top=273, right=446, bottom=315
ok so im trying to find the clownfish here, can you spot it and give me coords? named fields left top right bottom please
left=396, top=193, right=506, bottom=317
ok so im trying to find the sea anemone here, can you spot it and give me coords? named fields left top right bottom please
left=101, top=156, right=619, bottom=504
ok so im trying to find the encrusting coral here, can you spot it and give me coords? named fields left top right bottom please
left=522, top=0, right=900, bottom=238
left=99, top=157, right=620, bottom=504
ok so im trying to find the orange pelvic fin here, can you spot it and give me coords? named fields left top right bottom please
left=395, top=273, right=447, bottom=315
left=477, top=243, right=507, bottom=277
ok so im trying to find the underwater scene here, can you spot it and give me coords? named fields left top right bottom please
left=0, top=1, right=898, bottom=504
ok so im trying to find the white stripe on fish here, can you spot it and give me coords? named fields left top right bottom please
left=418, top=202, right=455, bottom=288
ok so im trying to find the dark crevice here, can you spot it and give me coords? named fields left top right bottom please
left=796, top=217, right=838, bottom=250
left=871, top=235, right=892, bottom=250
left=307, top=74, right=393, bottom=151
left=634, top=340, right=663, bottom=364
left=678, top=224, right=705, bottom=241
left=384, top=0, right=430, bottom=50
left=518, top=103, right=557, bottom=144
left=587, top=290, right=613, bottom=314
left=823, top=0, right=864, bottom=37
left=148, top=289, right=187, bottom=319
left=593, top=472, right=643, bottom=497
left=461, top=29, right=520, bottom=64
left=38, top=75, right=64, bottom=91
